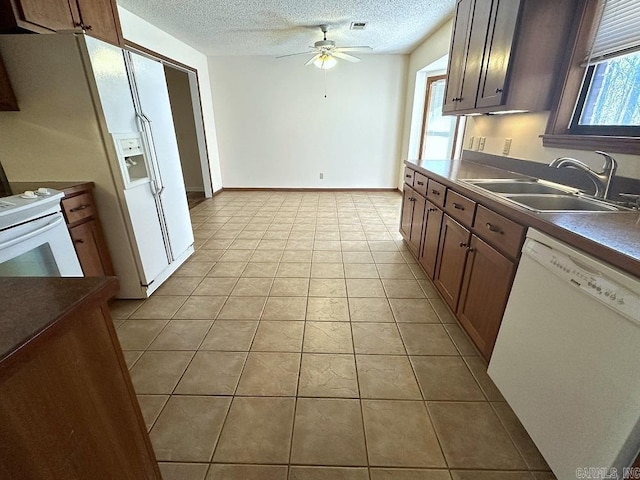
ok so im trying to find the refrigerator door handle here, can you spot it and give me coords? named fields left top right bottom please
left=135, top=111, right=164, bottom=196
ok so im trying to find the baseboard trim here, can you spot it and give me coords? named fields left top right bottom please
left=218, top=187, right=400, bottom=192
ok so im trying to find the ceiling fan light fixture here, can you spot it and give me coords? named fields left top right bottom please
left=314, top=54, right=337, bottom=70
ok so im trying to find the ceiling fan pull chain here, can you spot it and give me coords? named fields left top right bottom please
left=324, top=68, right=328, bottom=99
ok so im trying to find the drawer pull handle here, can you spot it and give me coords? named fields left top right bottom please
left=405, top=174, right=412, bottom=178
left=417, top=181, right=424, bottom=186
left=74, top=239, right=84, bottom=244
left=428, top=208, right=438, bottom=212
left=453, top=202, right=465, bottom=210
left=431, top=189, right=441, bottom=196
left=486, top=222, right=503, bottom=234
left=459, top=242, right=468, bottom=248
left=70, top=204, right=90, bottom=212
left=495, top=87, right=503, bottom=93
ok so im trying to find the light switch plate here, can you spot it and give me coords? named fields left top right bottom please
left=478, top=137, right=486, bottom=151
left=467, top=136, right=475, bottom=149
left=503, top=138, right=512, bottom=155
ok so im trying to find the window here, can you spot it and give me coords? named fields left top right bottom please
left=419, top=75, right=460, bottom=160
left=544, top=0, right=640, bottom=154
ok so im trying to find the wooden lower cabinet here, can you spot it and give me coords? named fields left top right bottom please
left=400, top=186, right=414, bottom=239
left=434, top=215, right=471, bottom=311
left=69, top=219, right=114, bottom=277
left=409, top=193, right=425, bottom=253
left=419, top=200, right=443, bottom=278
left=457, top=235, right=516, bottom=359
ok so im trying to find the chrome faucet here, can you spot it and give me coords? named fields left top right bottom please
left=548, top=151, right=617, bottom=199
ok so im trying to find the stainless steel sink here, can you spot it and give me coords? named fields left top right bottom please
left=466, top=180, right=575, bottom=195
left=503, top=194, right=621, bottom=212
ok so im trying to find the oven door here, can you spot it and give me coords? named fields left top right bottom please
left=0, top=212, right=83, bottom=277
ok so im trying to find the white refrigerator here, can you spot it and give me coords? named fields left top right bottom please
left=0, top=34, right=194, bottom=298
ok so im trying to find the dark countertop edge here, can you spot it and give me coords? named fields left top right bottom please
left=9, top=181, right=94, bottom=197
left=404, top=158, right=640, bottom=279
left=0, top=277, right=119, bottom=362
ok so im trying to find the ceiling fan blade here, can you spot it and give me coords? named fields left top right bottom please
left=276, top=51, right=316, bottom=59
left=335, top=46, right=372, bottom=52
left=332, top=51, right=361, bottom=63
left=304, top=54, right=321, bottom=66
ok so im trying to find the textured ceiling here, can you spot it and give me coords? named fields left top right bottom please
left=117, top=0, right=455, bottom=56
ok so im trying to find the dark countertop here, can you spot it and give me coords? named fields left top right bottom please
left=0, top=277, right=119, bottom=362
left=405, top=157, right=640, bottom=279
left=9, top=181, right=94, bottom=197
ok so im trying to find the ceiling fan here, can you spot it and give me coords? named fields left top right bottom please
left=276, top=24, right=372, bottom=69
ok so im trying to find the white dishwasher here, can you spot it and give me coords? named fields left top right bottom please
left=488, top=228, right=640, bottom=480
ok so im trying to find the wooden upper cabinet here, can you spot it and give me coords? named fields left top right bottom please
left=443, top=0, right=474, bottom=113
left=0, top=0, right=123, bottom=46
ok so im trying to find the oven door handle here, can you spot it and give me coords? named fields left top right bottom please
left=0, top=215, right=64, bottom=251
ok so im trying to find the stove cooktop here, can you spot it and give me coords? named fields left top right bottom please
left=0, top=189, right=64, bottom=230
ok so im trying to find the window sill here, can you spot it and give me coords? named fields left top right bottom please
left=541, top=134, right=640, bottom=155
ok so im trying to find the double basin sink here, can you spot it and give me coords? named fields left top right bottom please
left=463, top=179, right=625, bottom=212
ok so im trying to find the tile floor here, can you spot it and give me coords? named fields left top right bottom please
left=110, top=190, right=556, bottom=480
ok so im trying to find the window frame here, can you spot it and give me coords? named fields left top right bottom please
left=419, top=74, right=460, bottom=160
left=542, top=0, right=640, bottom=155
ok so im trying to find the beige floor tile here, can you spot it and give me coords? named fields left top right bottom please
left=229, top=239, right=260, bottom=249
left=174, top=296, right=227, bottom=319
left=218, top=296, right=266, bottom=320
left=206, top=464, right=288, bottom=480
left=340, top=240, right=369, bottom=252
left=137, top=394, right=168, bottom=430
left=382, top=279, right=426, bottom=298
left=349, top=298, right=394, bottom=322
left=219, top=249, right=254, bottom=262
left=344, top=263, right=380, bottom=279
left=130, top=296, right=187, bottom=319
left=369, top=241, right=399, bottom=252
left=202, top=238, right=234, bottom=250
left=291, top=398, right=367, bottom=466
left=242, top=262, right=278, bottom=278
left=116, top=320, right=168, bottom=350
left=251, top=321, right=304, bottom=352
left=148, top=320, right=213, bottom=350
left=158, top=462, right=209, bottom=480
left=398, top=324, right=459, bottom=355
left=492, top=402, right=550, bottom=470
left=287, top=239, right=314, bottom=250
left=370, top=469, right=452, bottom=480
left=250, top=250, right=284, bottom=262
left=150, top=395, right=230, bottom=462
left=418, top=279, right=441, bottom=298
left=236, top=352, right=300, bottom=396
left=340, top=231, right=367, bottom=241
left=389, top=299, right=440, bottom=323
left=428, top=401, right=527, bottom=469
left=342, top=251, right=375, bottom=263
left=306, top=297, right=350, bottom=321
left=356, top=355, right=422, bottom=399
left=311, top=250, right=343, bottom=263
left=281, top=250, right=313, bottom=262
left=351, top=323, right=405, bottom=354
left=309, top=278, right=347, bottom=297
left=193, top=278, right=238, bottom=296
left=463, top=356, right=505, bottom=401
left=123, top=350, right=143, bottom=369
left=346, top=278, right=386, bottom=297
left=298, top=353, right=359, bottom=398
left=257, top=239, right=287, bottom=250
left=429, top=298, right=456, bottom=323
left=175, top=351, right=247, bottom=395
left=372, top=251, right=406, bottom=264
left=362, top=400, right=446, bottom=467
left=276, top=262, right=312, bottom=277
left=289, top=466, right=369, bottom=480
left=365, top=231, right=393, bottom=241
left=109, top=299, right=145, bottom=319
left=154, top=277, right=203, bottom=296
left=174, top=261, right=215, bottom=277
left=213, top=397, right=295, bottom=464
left=311, top=263, right=345, bottom=278
left=230, top=277, right=273, bottom=297
left=444, top=324, right=479, bottom=355
left=303, top=322, right=353, bottom=353
left=412, top=356, right=484, bottom=401
left=207, top=262, right=247, bottom=277
left=450, top=472, right=533, bottom=480
left=269, top=278, right=309, bottom=297
left=313, top=240, right=342, bottom=251
left=262, top=231, right=290, bottom=241
left=261, top=296, right=307, bottom=320
left=200, top=321, right=258, bottom=351
left=190, top=249, right=224, bottom=262
left=315, top=232, right=341, bottom=241
left=130, top=350, right=194, bottom=394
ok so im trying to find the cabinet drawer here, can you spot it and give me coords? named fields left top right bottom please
left=62, top=193, right=95, bottom=224
left=413, top=173, right=428, bottom=196
left=473, top=205, right=525, bottom=259
left=445, top=190, right=476, bottom=227
left=426, top=179, right=446, bottom=208
left=403, top=167, right=415, bottom=187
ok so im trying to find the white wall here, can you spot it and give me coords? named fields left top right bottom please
left=208, top=55, right=408, bottom=188
left=117, top=7, right=223, bottom=192
left=464, top=112, right=640, bottom=179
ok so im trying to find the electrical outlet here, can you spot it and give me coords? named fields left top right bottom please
left=467, top=136, right=475, bottom=149
left=319, top=172, right=324, bottom=180
left=503, top=138, right=512, bottom=155
left=478, top=137, right=486, bottom=151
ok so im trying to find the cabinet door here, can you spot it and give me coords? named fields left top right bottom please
left=419, top=201, right=443, bottom=279
left=457, top=235, right=516, bottom=360
left=400, top=187, right=414, bottom=240
left=409, top=193, right=425, bottom=253
left=476, top=0, right=521, bottom=108
left=70, top=219, right=115, bottom=277
left=14, top=0, right=75, bottom=30
left=434, top=215, right=471, bottom=311
left=443, top=0, right=474, bottom=113
left=74, top=0, right=122, bottom=46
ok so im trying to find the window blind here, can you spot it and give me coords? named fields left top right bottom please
left=589, top=0, right=640, bottom=63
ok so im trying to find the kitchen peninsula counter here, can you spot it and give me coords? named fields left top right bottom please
left=405, top=157, right=640, bottom=279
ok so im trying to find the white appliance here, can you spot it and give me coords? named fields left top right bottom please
left=488, top=229, right=640, bottom=480
left=0, top=190, right=82, bottom=277
left=0, top=34, right=194, bottom=297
